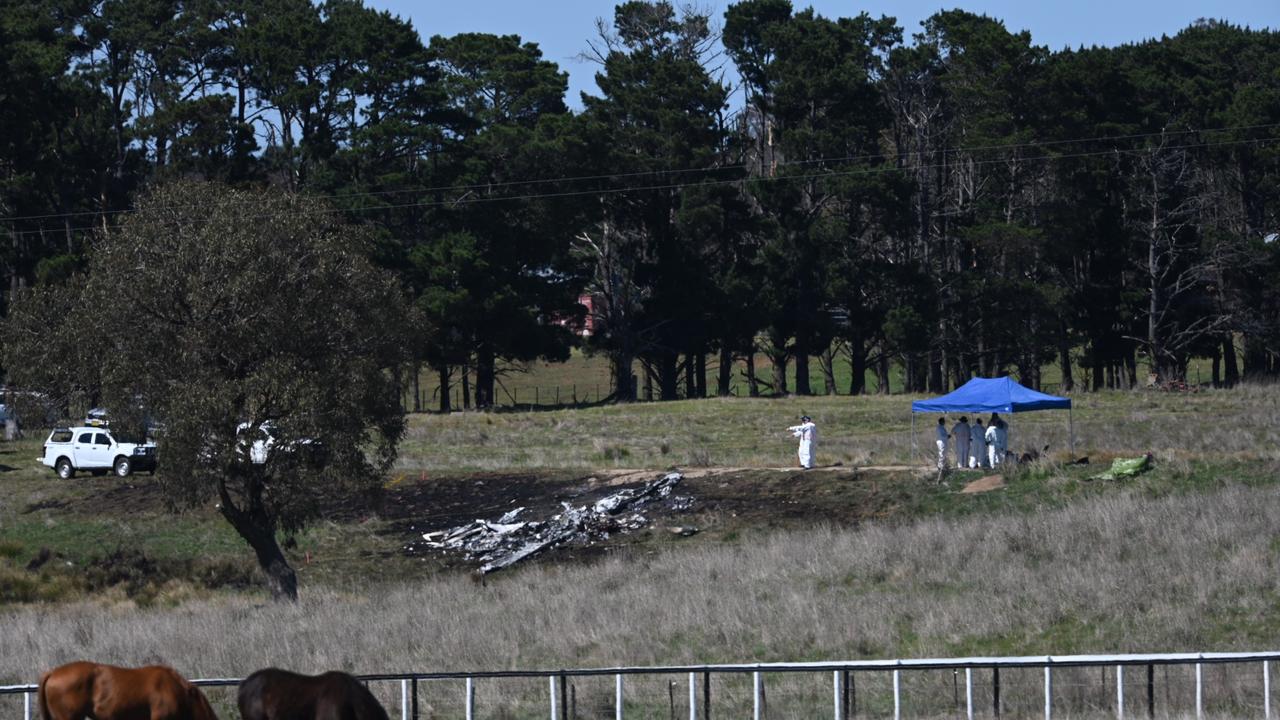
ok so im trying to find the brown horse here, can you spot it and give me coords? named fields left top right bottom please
left=38, top=661, right=218, bottom=720
left=237, top=668, right=389, bottom=720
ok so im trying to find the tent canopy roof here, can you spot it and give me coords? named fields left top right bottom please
left=910, top=376, right=1071, bottom=414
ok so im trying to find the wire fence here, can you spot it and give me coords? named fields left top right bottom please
left=5, top=651, right=1279, bottom=720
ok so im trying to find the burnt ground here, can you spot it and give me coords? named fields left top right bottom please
left=21, top=464, right=927, bottom=581
left=378, top=465, right=927, bottom=569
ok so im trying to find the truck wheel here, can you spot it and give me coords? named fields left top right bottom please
left=56, top=458, right=74, bottom=479
left=113, top=457, right=132, bottom=477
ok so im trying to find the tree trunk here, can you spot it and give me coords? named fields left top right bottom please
left=659, top=352, right=679, bottom=401
left=1222, top=335, right=1239, bottom=387
left=412, top=362, right=421, bottom=413
left=794, top=345, right=811, bottom=396
left=219, top=483, right=298, bottom=603
left=769, top=349, right=789, bottom=396
left=247, top=527, right=297, bottom=602
left=694, top=352, right=707, bottom=398
left=717, top=347, right=732, bottom=397
left=746, top=346, right=759, bottom=397
left=848, top=337, right=866, bottom=396
left=438, top=364, right=451, bottom=412
left=461, top=363, right=472, bottom=410
left=614, top=353, right=636, bottom=402
left=820, top=344, right=837, bottom=395
left=475, top=348, right=495, bottom=408
left=1058, top=322, right=1074, bottom=393
left=876, top=350, right=890, bottom=394
left=684, top=353, right=696, bottom=399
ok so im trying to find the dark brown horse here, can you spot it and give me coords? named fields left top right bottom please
left=237, top=668, right=389, bottom=720
left=38, top=661, right=218, bottom=720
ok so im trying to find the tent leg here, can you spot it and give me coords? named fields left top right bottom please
left=911, top=413, right=916, bottom=464
left=1068, top=407, right=1075, bottom=460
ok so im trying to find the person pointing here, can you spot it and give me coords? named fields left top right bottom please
left=787, top=415, right=817, bottom=469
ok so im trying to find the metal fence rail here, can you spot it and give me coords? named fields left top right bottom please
left=4, top=651, right=1278, bottom=719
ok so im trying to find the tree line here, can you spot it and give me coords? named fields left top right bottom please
left=3, top=0, right=1279, bottom=407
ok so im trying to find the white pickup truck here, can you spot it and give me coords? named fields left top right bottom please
left=40, top=426, right=157, bottom=478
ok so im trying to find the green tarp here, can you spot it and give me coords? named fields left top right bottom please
left=1091, top=453, right=1154, bottom=481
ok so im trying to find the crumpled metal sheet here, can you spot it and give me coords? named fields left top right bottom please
left=414, top=472, right=683, bottom=573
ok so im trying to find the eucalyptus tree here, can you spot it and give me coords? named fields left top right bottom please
left=3, top=182, right=411, bottom=601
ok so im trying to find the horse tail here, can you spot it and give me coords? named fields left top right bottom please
left=36, top=672, right=52, bottom=720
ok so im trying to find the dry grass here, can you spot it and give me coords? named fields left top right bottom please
left=4, top=386, right=1279, bottom=717
left=4, top=480, right=1279, bottom=716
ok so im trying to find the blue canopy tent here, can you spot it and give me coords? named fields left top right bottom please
left=909, top=376, right=1074, bottom=460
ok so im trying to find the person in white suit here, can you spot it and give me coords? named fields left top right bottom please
left=952, top=416, right=970, bottom=469
left=986, top=414, right=1008, bottom=466
left=788, top=415, right=817, bottom=469
left=970, top=418, right=986, bottom=468
left=935, top=417, right=950, bottom=470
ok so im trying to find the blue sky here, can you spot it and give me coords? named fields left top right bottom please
left=365, top=1, right=1278, bottom=107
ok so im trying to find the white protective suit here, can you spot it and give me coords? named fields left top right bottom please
left=952, top=420, right=970, bottom=469
left=986, top=421, right=1008, bottom=467
left=935, top=422, right=950, bottom=470
left=789, top=420, right=818, bottom=469
left=969, top=422, right=986, bottom=468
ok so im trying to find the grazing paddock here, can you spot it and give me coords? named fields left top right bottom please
left=5, top=481, right=1280, bottom=685
left=396, top=385, right=1280, bottom=471
left=1, top=385, right=1278, bottom=716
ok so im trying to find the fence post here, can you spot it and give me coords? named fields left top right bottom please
left=1044, top=665, right=1052, bottom=720
left=1152, top=661, right=1162, bottom=717
left=466, top=678, right=475, bottom=720
left=689, top=672, right=697, bottom=720
left=994, top=667, right=1001, bottom=718
left=615, top=674, right=623, bottom=720
left=412, top=677, right=419, bottom=720
left=25, top=691, right=31, bottom=720
left=833, top=671, right=843, bottom=720
left=1265, top=661, right=1271, bottom=720
left=753, top=671, right=762, bottom=720
left=1117, top=666, right=1124, bottom=720
left=550, top=676, right=559, bottom=720
left=965, top=668, right=973, bottom=720
left=893, top=669, right=901, bottom=720
left=704, top=671, right=711, bottom=720
left=1195, top=663, right=1202, bottom=719
left=400, top=679, right=409, bottom=720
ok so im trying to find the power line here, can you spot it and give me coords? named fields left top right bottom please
left=2, top=121, right=1277, bottom=228
left=3, top=134, right=1275, bottom=240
